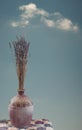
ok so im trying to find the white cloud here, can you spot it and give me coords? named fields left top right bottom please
left=56, top=18, right=78, bottom=31
left=19, top=3, right=49, bottom=17
left=11, top=3, right=49, bottom=27
left=53, top=12, right=62, bottom=17
left=42, top=17, right=78, bottom=31
left=11, top=22, right=18, bottom=27
left=11, top=3, right=79, bottom=32
left=41, top=17, right=55, bottom=27
left=11, top=20, right=29, bottom=28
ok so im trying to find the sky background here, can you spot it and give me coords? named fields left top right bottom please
left=0, top=0, right=82, bottom=130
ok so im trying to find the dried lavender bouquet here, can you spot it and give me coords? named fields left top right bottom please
left=9, top=37, right=30, bottom=94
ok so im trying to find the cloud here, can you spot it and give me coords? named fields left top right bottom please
left=19, top=3, right=49, bottom=18
left=41, top=17, right=55, bottom=27
left=11, top=21, right=29, bottom=28
left=42, top=17, right=78, bottom=31
left=11, top=3, right=79, bottom=31
left=56, top=18, right=78, bottom=31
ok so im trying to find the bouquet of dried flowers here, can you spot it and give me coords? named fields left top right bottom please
left=9, top=37, right=30, bottom=94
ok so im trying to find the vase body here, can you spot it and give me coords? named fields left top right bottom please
left=8, top=94, right=33, bottom=128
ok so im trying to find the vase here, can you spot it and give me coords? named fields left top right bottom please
left=8, top=93, right=34, bottom=128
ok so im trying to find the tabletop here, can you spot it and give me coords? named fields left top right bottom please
left=0, top=119, right=54, bottom=130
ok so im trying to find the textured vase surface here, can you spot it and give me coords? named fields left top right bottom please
left=8, top=94, right=33, bottom=128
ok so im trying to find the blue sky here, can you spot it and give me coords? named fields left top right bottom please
left=0, top=0, right=82, bottom=130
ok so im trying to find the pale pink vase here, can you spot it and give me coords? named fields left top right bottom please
left=8, top=94, right=34, bottom=128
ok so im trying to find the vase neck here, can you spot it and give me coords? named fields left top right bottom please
left=18, top=90, right=24, bottom=95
